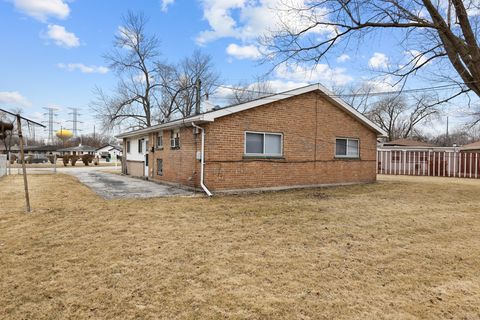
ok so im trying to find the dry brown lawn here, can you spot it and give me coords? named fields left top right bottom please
left=0, top=174, right=479, bottom=319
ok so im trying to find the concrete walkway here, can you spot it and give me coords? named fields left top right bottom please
left=68, top=170, right=193, bottom=199
left=12, top=166, right=194, bottom=199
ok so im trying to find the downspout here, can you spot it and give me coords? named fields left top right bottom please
left=192, top=122, right=213, bottom=196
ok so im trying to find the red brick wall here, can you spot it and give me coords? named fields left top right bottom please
left=202, top=91, right=377, bottom=190
left=146, top=91, right=378, bottom=191
left=148, top=127, right=200, bottom=188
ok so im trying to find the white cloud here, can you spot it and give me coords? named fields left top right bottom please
left=404, top=50, right=430, bottom=68
left=13, top=0, right=70, bottom=21
left=363, top=75, right=400, bottom=93
left=336, top=54, right=350, bottom=63
left=368, top=52, right=389, bottom=69
left=45, top=24, right=80, bottom=48
left=0, top=91, right=32, bottom=107
left=161, top=0, right=175, bottom=12
left=226, top=43, right=261, bottom=60
left=275, top=62, right=353, bottom=86
left=196, top=0, right=333, bottom=44
left=57, top=63, right=109, bottom=74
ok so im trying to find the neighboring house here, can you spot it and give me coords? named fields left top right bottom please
left=96, top=144, right=122, bottom=159
left=57, top=145, right=96, bottom=156
left=117, top=84, right=387, bottom=194
left=461, top=141, right=480, bottom=152
left=25, top=145, right=60, bottom=155
left=382, top=138, right=436, bottom=148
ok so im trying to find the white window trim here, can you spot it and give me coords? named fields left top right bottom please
left=244, top=131, right=283, bottom=157
left=335, top=137, right=360, bottom=158
left=126, top=140, right=131, bottom=154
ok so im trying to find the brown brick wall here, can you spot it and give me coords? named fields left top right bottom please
left=202, top=91, right=377, bottom=190
left=146, top=90, right=378, bottom=191
left=148, top=127, right=200, bottom=187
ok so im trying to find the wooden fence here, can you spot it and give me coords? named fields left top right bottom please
left=377, top=149, right=480, bottom=178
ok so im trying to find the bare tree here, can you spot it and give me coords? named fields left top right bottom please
left=92, top=13, right=219, bottom=129
left=367, top=94, right=440, bottom=140
left=227, top=80, right=275, bottom=104
left=172, top=50, right=220, bottom=117
left=263, top=0, right=480, bottom=109
left=92, top=11, right=161, bottom=130
left=333, top=83, right=377, bottom=113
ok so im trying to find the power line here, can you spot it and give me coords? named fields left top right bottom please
left=209, top=81, right=477, bottom=99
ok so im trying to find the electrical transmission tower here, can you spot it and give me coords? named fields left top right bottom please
left=67, top=107, right=83, bottom=137
left=42, top=107, right=59, bottom=144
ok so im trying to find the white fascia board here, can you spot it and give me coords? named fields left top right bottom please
left=116, top=116, right=211, bottom=139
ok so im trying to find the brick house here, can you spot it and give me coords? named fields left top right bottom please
left=118, top=84, right=387, bottom=194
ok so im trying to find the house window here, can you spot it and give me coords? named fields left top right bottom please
left=126, top=141, right=131, bottom=153
left=157, top=159, right=163, bottom=176
left=170, top=129, right=180, bottom=149
left=157, top=132, right=163, bottom=149
left=335, top=138, right=359, bottom=158
left=245, top=131, right=283, bottom=157
left=138, top=139, right=143, bottom=153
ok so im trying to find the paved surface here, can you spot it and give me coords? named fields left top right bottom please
left=69, top=170, right=193, bottom=199
left=15, top=166, right=194, bottom=199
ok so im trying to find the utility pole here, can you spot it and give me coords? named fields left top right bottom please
left=67, top=107, right=83, bottom=137
left=195, top=78, right=201, bottom=115
left=42, top=107, right=59, bottom=144
left=16, top=115, right=30, bottom=212
left=0, top=108, right=45, bottom=213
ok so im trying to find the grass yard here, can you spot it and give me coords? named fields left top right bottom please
left=1, top=174, right=480, bottom=319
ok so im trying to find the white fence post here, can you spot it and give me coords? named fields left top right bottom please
left=0, top=154, right=7, bottom=177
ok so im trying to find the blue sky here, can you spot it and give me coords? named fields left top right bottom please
left=0, top=0, right=473, bottom=139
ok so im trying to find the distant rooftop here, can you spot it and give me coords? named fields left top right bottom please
left=383, top=138, right=436, bottom=147
left=461, top=140, right=480, bottom=150
left=57, top=145, right=96, bottom=152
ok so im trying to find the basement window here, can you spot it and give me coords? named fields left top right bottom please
left=244, top=131, right=283, bottom=157
left=335, top=138, right=359, bottom=158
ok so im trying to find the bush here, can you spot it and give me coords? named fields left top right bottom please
left=70, top=156, right=79, bottom=166
left=62, top=155, right=70, bottom=166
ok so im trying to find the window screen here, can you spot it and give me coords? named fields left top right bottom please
left=347, top=139, right=359, bottom=156
left=265, top=134, right=281, bottom=155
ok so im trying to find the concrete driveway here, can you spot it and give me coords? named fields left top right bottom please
left=68, top=170, right=193, bottom=199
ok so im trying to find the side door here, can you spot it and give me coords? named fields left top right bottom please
left=144, top=139, right=149, bottom=177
